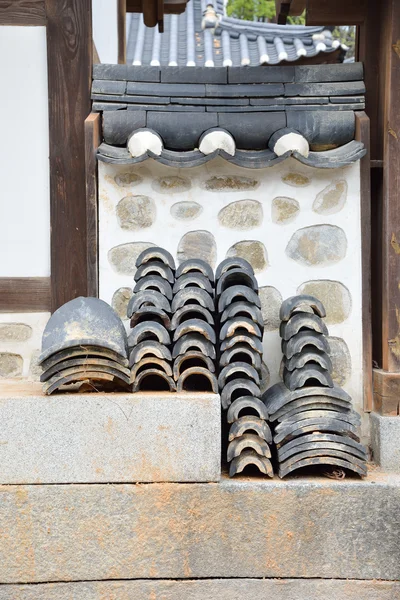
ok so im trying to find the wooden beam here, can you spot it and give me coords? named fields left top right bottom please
left=381, top=0, right=400, bottom=372
left=355, top=112, right=373, bottom=412
left=0, top=0, right=46, bottom=26
left=45, top=0, right=92, bottom=312
left=85, top=113, right=101, bottom=298
left=373, top=369, right=400, bottom=416
left=306, top=0, right=366, bottom=25
left=0, top=278, right=51, bottom=312
left=118, top=0, right=126, bottom=64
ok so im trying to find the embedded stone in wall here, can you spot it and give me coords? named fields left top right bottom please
left=218, top=200, right=263, bottom=230
left=281, top=172, right=311, bottom=187
left=116, top=195, right=156, bottom=231
left=272, top=197, right=300, bottom=224
left=203, top=175, right=259, bottom=192
left=108, top=242, right=156, bottom=275
left=258, top=286, right=283, bottom=330
left=0, top=353, right=23, bottom=378
left=313, top=180, right=347, bottom=215
left=115, top=172, right=143, bottom=188
left=152, top=176, right=191, bottom=194
left=286, top=225, right=347, bottom=266
left=112, top=287, right=132, bottom=319
left=226, top=241, right=268, bottom=273
left=260, top=361, right=270, bottom=392
left=328, top=336, right=352, bottom=386
left=171, top=201, right=203, bottom=221
left=0, top=323, right=32, bottom=343
left=29, top=350, right=42, bottom=381
left=298, top=280, right=351, bottom=324
left=177, top=231, right=217, bottom=268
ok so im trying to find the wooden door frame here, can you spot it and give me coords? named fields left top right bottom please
left=0, top=0, right=92, bottom=313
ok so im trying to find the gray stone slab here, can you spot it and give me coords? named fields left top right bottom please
left=172, top=97, right=249, bottom=106
left=0, top=579, right=399, bottom=600
left=370, top=412, right=400, bottom=472
left=92, top=102, right=127, bottom=111
left=228, top=66, right=295, bottom=84
left=295, top=63, right=364, bottom=83
left=126, top=82, right=206, bottom=97
left=329, top=96, right=365, bottom=103
left=0, top=393, right=220, bottom=484
left=206, top=83, right=284, bottom=97
left=250, top=97, right=329, bottom=105
left=285, top=81, right=365, bottom=97
left=120, top=95, right=171, bottom=104
left=0, top=473, right=399, bottom=583
left=126, top=104, right=205, bottom=112
left=161, top=66, right=227, bottom=84
left=93, top=64, right=161, bottom=82
left=91, top=80, right=126, bottom=95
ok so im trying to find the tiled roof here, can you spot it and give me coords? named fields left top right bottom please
left=126, top=0, right=345, bottom=67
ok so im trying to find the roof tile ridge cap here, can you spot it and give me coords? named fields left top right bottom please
left=219, top=17, right=325, bottom=37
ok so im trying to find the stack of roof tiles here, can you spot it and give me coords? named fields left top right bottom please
left=263, top=295, right=367, bottom=478
left=216, top=258, right=273, bottom=477
left=39, top=297, right=130, bottom=394
left=127, top=247, right=176, bottom=391
left=171, top=259, right=218, bottom=392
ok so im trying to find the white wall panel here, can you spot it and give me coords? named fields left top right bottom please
left=0, top=26, right=50, bottom=277
left=92, top=0, right=118, bottom=64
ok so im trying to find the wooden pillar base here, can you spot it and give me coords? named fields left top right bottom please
left=373, top=368, right=400, bottom=415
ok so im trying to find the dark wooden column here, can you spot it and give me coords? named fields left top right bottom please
left=46, top=0, right=92, bottom=312
left=359, top=0, right=400, bottom=415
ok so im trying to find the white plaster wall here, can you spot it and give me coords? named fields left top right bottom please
left=98, top=157, right=364, bottom=421
left=0, top=27, right=50, bottom=277
left=0, top=312, right=50, bottom=379
left=92, top=0, right=118, bottom=64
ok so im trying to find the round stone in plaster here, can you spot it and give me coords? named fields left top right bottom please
left=116, top=195, right=156, bottom=231
left=152, top=176, right=191, bottom=194
left=114, top=172, right=143, bottom=188
left=226, top=241, right=268, bottom=273
left=313, top=180, right=348, bottom=215
left=112, top=287, right=133, bottom=320
left=0, top=352, right=23, bottom=378
left=177, top=231, right=217, bottom=268
left=286, top=225, right=347, bottom=266
left=258, top=286, right=283, bottom=330
left=170, top=201, right=203, bottom=221
left=272, top=197, right=300, bottom=224
left=328, top=336, right=352, bottom=386
left=218, top=200, right=263, bottom=230
left=0, top=323, right=32, bottom=343
left=281, top=172, right=311, bottom=187
left=202, top=175, right=259, bottom=192
left=297, top=280, right=351, bottom=324
left=108, top=242, right=156, bottom=275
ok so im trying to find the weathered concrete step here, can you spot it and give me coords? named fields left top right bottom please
left=0, top=578, right=398, bottom=600
left=0, top=388, right=220, bottom=483
left=0, top=474, right=399, bottom=583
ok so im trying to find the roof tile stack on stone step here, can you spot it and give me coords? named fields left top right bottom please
left=172, top=259, right=218, bottom=393
left=216, top=257, right=273, bottom=478
left=127, top=247, right=176, bottom=391
left=39, top=297, right=130, bottom=394
left=263, top=294, right=367, bottom=478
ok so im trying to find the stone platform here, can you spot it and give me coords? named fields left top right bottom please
left=0, top=382, right=221, bottom=483
left=0, top=472, right=399, bottom=584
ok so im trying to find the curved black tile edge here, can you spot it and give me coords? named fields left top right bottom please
left=97, top=140, right=366, bottom=169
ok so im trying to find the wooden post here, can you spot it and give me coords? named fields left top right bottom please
left=118, top=0, right=127, bottom=64
left=45, top=0, right=92, bottom=312
left=85, top=113, right=101, bottom=298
